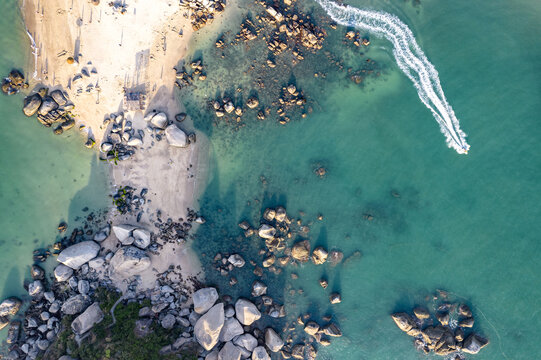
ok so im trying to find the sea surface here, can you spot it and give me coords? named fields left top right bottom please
left=180, top=0, right=541, bottom=359
left=1, top=0, right=540, bottom=359
left=0, top=1, right=109, bottom=341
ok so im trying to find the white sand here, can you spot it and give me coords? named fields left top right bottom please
left=23, top=0, right=212, bottom=292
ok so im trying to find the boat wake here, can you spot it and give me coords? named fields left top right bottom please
left=315, top=0, right=470, bottom=154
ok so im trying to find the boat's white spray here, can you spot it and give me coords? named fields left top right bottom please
left=315, top=0, right=470, bottom=154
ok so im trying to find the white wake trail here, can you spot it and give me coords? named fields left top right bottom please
left=316, top=0, right=470, bottom=154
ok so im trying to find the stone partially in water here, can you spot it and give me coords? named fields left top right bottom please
left=0, top=297, right=22, bottom=317
left=23, top=93, right=42, bottom=116
left=413, top=307, right=430, bottom=320
left=311, top=247, right=328, bottom=264
left=291, top=240, right=310, bottom=262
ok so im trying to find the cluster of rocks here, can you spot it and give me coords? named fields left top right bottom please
left=2, top=70, right=28, bottom=95
left=174, top=59, right=206, bottom=89
left=2, top=240, right=109, bottom=360
left=22, top=88, right=76, bottom=135
left=0, top=218, right=165, bottom=358
left=179, top=0, right=225, bottom=31
left=143, top=110, right=195, bottom=148
left=345, top=30, right=370, bottom=46
left=259, top=3, right=326, bottom=53
left=391, top=302, right=489, bottom=358
left=150, top=286, right=307, bottom=360
left=99, top=112, right=142, bottom=161
left=275, top=84, right=307, bottom=124
left=153, top=209, right=202, bottom=246
left=111, top=185, right=147, bottom=217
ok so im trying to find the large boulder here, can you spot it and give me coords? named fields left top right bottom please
left=28, top=280, right=44, bottom=297
left=235, top=298, right=261, bottom=325
left=150, top=112, right=168, bottom=129
left=258, top=224, right=276, bottom=239
left=233, top=333, right=258, bottom=352
left=193, top=287, right=219, bottom=314
left=194, top=303, right=224, bottom=351
left=23, top=93, right=42, bottom=116
left=165, top=125, right=188, bottom=147
left=61, top=295, right=90, bottom=315
left=50, top=90, right=68, bottom=106
left=54, top=264, right=74, bottom=282
left=462, top=334, right=489, bottom=354
left=71, top=302, right=104, bottom=335
left=291, top=240, right=311, bottom=262
left=112, top=224, right=136, bottom=244
left=252, top=346, right=271, bottom=360
left=264, top=328, right=283, bottom=352
left=38, top=96, right=59, bottom=116
left=219, top=317, right=243, bottom=342
left=109, top=246, right=151, bottom=276
left=391, top=312, right=419, bottom=336
left=133, top=229, right=151, bottom=249
left=218, top=342, right=242, bottom=360
left=57, top=241, right=100, bottom=269
left=0, top=298, right=22, bottom=317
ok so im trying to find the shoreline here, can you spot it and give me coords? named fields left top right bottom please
left=20, top=0, right=210, bottom=294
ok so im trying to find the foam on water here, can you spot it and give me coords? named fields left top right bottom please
left=315, top=0, right=470, bottom=154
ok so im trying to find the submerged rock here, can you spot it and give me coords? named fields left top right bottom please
left=0, top=297, right=22, bottom=317
left=462, top=334, right=489, bottom=354
left=291, top=240, right=310, bottom=262
left=23, top=93, right=42, bottom=116
left=54, top=264, right=74, bottom=282
left=258, top=224, right=276, bottom=239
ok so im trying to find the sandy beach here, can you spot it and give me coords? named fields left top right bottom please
left=22, top=0, right=208, bottom=292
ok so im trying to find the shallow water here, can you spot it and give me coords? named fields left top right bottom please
left=0, top=1, right=109, bottom=338
left=182, top=0, right=541, bottom=358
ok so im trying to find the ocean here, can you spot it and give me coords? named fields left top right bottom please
left=1, top=0, right=540, bottom=359
left=180, top=0, right=541, bottom=359
left=0, top=0, right=109, bottom=340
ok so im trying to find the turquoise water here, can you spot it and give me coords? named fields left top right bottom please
left=0, top=0, right=109, bottom=332
left=182, top=0, right=541, bottom=359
